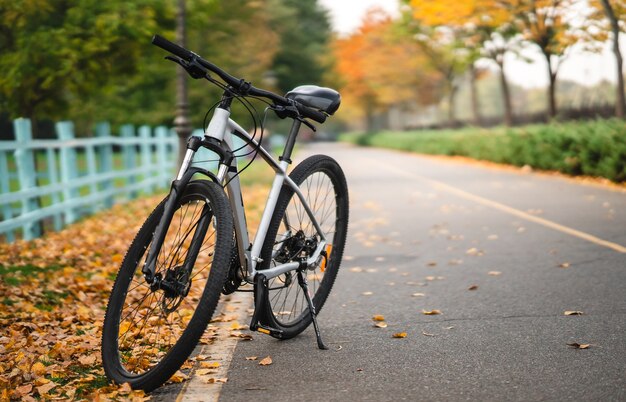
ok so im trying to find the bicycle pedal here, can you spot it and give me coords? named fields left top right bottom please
left=251, top=323, right=284, bottom=338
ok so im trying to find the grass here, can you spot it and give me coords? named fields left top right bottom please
left=340, top=119, right=626, bottom=183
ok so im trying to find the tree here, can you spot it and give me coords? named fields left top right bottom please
left=408, top=0, right=520, bottom=126
left=0, top=0, right=163, bottom=121
left=267, top=0, right=333, bottom=94
left=499, top=0, right=579, bottom=118
left=333, top=8, right=438, bottom=131
left=592, top=0, right=626, bottom=118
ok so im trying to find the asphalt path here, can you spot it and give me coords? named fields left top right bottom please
left=173, top=142, right=626, bottom=401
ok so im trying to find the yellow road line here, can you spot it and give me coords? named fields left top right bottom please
left=373, top=161, right=626, bottom=254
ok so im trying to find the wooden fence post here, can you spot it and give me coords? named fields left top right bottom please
left=120, top=124, right=137, bottom=199
left=0, top=149, right=15, bottom=242
left=14, top=118, right=41, bottom=240
left=56, top=121, right=79, bottom=224
left=96, top=122, right=114, bottom=209
left=44, top=147, right=63, bottom=232
left=155, top=126, right=170, bottom=188
left=139, top=125, right=153, bottom=194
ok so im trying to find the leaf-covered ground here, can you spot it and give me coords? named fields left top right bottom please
left=0, top=184, right=269, bottom=401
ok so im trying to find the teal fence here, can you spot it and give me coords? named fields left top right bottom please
left=0, top=118, right=178, bottom=243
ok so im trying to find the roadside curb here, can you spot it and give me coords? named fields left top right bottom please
left=175, top=291, right=253, bottom=402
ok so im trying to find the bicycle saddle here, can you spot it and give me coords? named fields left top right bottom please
left=285, top=85, right=341, bottom=115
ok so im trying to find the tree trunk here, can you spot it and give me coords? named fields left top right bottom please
left=447, top=83, right=458, bottom=127
left=601, top=0, right=625, bottom=118
left=469, top=64, right=482, bottom=126
left=497, top=60, right=513, bottom=127
left=544, top=53, right=557, bottom=118
left=174, top=0, right=192, bottom=167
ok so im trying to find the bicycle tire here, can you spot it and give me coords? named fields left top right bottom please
left=257, top=154, right=349, bottom=339
left=102, top=180, right=233, bottom=391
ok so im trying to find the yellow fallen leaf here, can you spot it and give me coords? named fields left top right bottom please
left=31, top=362, right=46, bottom=376
left=200, top=361, right=220, bottom=368
left=488, top=271, right=501, bottom=276
left=558, top=262, right=571, bottom=268
left=259, top=356, right=272, bottom=366
left=195, top=369, right=214, bottom=376
left=422, top=309, right=441, bottom=315
left=564, top=311, right=584, bottom=316
left=372, top=315, right=385, bottom=321
left=245, top=356, right=258, bottom=361
left=392, top=332, right=407, bottom=338
left=118, top=382, right=132, bottom=395
left=567, top=342, right=590, bottom=349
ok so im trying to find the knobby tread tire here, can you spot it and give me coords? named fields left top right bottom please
left=257, top=154, right=349, bottom=339
left=101, top=181, right=233, bottom=392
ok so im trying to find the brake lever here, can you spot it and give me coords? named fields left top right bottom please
left=164, top=55, right=209, bottom=79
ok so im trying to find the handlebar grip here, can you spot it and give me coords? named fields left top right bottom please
left=297, top=104, right=327, bottom=124
left=152, top=34, right=194, bottom=61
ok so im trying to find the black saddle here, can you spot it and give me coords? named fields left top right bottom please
left=285, top=85, right=341, bottom=115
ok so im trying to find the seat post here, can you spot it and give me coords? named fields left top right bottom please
left=280, top=119, right=301, bottom=164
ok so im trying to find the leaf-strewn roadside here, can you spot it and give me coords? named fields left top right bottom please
left=0, top=181, right=269, bottom=400
left=0, top=195, right=164, bottom=400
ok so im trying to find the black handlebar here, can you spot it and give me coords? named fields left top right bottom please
left=151, top=34, right=327, bottom=123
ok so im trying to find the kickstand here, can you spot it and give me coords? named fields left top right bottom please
left=297, top=270, right=329, bottom=350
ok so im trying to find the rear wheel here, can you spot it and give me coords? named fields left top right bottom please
left=258, top=155, right=349, bottom=339
left=102, top=181, right=233, bottom=391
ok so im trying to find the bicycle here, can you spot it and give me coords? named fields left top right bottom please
left=101, top=35, right=349, bottom=392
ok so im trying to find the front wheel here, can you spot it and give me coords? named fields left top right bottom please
left=258, top=155, right=349, bottom=339
left=101, top=181, right=233, bottom=392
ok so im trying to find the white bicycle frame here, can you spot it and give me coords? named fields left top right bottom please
left=175, top=107, right=327, bottom=283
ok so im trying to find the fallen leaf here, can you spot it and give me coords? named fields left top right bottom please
left=422, top=331, right=435, bottom=337
left=31, top=362, right=46, bottom=376
left=205, top=377, right=228, bottom=384
left=488, top=271, right=501, bottom=276
left=78, top=354, right=96, bottom=366
left=118, top=382, right=132, bottom=395
left=195, top=369, right=214, bottom=376
left=362, top=291, right=373, bottom=296
left=412, top=293, right=425, bottom=297
left=567, top=342, right=590, bottom=349
left=445, top=326, right=455, bottom=330
left=259, top=356, right=273, bottom=366
left=372, top=315, right=385, bottom=321
left=200, top=361, right=220, bottom=368
left=238, top=334, right=253, bottom=340
left=426, top=261, right=437, bottom=267
left=373, top=322, right=388, bottom=328
left=564, top=311, right=584, bottom=316
left=558, top=262, right=571, bottom=268
left=245, top=356, right=258, bottom=361
left=349, top=267, right=363, bottom=273
left=194, top=354, right=209, bottom=361
left=15, top=384, right=33, bottom=397
left=392, top=332, right=407, bottom=338
left=36, top=382, right=56, bottom=396
left=422, top=309, right=442, bottom=315
left=468, top=285, right=478, bottom=291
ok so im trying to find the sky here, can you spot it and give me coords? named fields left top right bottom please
left=318, top=0, right=617, bottom=89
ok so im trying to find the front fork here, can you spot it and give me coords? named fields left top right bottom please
left=142, top=136, right=231, bottom=284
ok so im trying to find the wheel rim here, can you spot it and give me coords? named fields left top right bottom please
left=117, top=194, right=217, bottom=375
left=267, top=170, right=338, bottom=326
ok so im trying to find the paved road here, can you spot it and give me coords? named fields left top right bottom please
left=179, top=142, right=626, bottom=401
